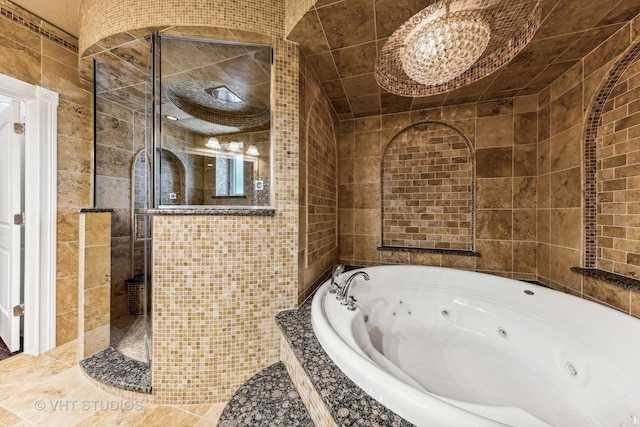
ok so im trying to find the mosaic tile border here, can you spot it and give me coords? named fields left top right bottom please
left=583, top=42, right=640, bottom=267
left=0, top=1, right=78, bottom=52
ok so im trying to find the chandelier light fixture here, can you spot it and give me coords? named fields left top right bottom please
left=376, top=0, right=542, bottom=96
left=402, top=11, right=491, bottom=86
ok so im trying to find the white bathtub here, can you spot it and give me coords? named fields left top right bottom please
left=311, top=265, right=640, bottom=427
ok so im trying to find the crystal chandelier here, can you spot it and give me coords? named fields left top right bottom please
left=401, top=11, right=491, bottom=86
left=375, top=0, right=542, bottom=97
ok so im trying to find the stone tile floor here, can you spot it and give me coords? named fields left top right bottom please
left=0, top=340, right=226, bottom=426
left=111, top=315, right=152, bottom=363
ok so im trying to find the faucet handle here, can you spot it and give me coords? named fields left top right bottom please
left=329, top=264, right=346, bottom=294
left=341, top=296, right=357, bottom=310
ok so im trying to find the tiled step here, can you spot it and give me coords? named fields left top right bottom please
left=79, top=346, right=152, bottom=393
left=218, top=361, right=313, bottom=426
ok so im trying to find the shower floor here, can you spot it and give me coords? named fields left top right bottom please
left=110, top=315, right=152, bottom=363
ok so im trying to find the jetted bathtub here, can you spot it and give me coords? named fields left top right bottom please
left=311, top=265, right=640, bottom=426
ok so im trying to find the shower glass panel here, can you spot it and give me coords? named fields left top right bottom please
left=152, top=34, right=272, bottom=207
left=93, top=35, right=154, bottom=367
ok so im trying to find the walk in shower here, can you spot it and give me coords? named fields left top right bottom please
left=93, top=33, right=272, bottom=368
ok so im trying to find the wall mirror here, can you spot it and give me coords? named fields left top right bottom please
left=154, top=34, right=272, bottom=207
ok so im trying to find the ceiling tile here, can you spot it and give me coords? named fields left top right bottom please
left=350, top=94, right=381, bottom=116
left=287, top=9, right=330, bottom=56
left=316, top=0, right=376, bottom=50
left=555, top=24, right=623, bottom=62
left=332, top=42, right=378, bottom=78
left=331, top=98, right=352, bottom=114
left=597, top=0, right=640, bottom=26
left=321, top=79, right=348, bottom=100
left=381, top=92, right=413, bottom=114
left=306, top=51, right=340, bottom=82
left=536, top=0, right=620, bottom=39
left=374, top=0, right=434, bottom=40
left=341, top=73, right=380, bottom=98
left=528, top=60, right=579, bottom=87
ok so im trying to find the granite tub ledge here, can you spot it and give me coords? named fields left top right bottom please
left=276, top=300, right=413, bottom=427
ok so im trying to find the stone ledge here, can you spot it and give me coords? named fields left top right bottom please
left=571, top=267, right=640, bottom=292
left=275, top=301, right=413, bottom=426
left=377, top=245, right=480, bottom=256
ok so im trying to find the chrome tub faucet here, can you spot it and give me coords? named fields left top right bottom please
left=339, top=271, right=370, bottom=311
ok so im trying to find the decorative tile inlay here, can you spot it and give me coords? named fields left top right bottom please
left=584, top=42, right=640, bottom=268
left=571, top=267, right=640, bottom=292
left=0, top=0, right=78, bottom=52
left=381, top=121, right=475, bottom=251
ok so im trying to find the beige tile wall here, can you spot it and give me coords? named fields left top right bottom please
left=151, top=35, right=299, bottom=405
left=79, top=0, right=285, bottom=56
left=298, top=50, right=340, bottom=303
left=95, top=96, right=143, bottom=321
left=596, top=58, right=640, bottom=278
left=339, top=98, right=538, bottom=280
left=0, top=1, right=93, bottom=346
left=538, top=18, right=640, bottom=316
left=78, top=212, right=111, bottom=359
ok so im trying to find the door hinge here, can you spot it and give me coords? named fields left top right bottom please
left=13, top=304, right=24, bottom=316
left=13, top=123, right=24, bottom=134
left=13, top=213, right=25, bottom=225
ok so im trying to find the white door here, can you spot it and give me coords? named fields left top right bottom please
left=0, top=99, right=23, bottom=352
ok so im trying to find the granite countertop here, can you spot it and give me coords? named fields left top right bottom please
left=276, top=300, right=414, bottom=427
left=147, top=207, right=275, bottom=216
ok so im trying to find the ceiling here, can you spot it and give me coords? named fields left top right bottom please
left=287, top=0, right=640, bottom=119
left=16, top=0, right=640, bottom=121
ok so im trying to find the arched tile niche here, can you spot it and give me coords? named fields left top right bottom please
left=381, top=121, right=475, bottom=252
left=585, top=41, right=640, bottom=277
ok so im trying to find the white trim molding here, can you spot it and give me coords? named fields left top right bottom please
left=0, top=73, right=58, bottom=355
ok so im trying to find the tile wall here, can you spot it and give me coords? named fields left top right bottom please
left=298, top=50, right=340, bottom=303
left=537, top=17, right=640, bottom=316
left=79, top=0, right=284, bottom=56
left=339, top=97, right=538, bottom=281
left=0, top=0, right=93, bottom=346
left=78, top=212, right=111, bottom=358
left=95, top=96, right=145, bottom=320
left=381, top=122, right=473, bottom=250
left=150, top=35, right=300, bottom=404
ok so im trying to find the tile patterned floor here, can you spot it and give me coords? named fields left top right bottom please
left=0, top=340, right=226, bottom=426
left=111, top=315, right=152, bottom=363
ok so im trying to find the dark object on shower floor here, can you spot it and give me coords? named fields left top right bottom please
left=125, top=274, right=151, bottom=316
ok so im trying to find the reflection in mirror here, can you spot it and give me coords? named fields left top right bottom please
left=156, top=35, right=272, bottom=207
